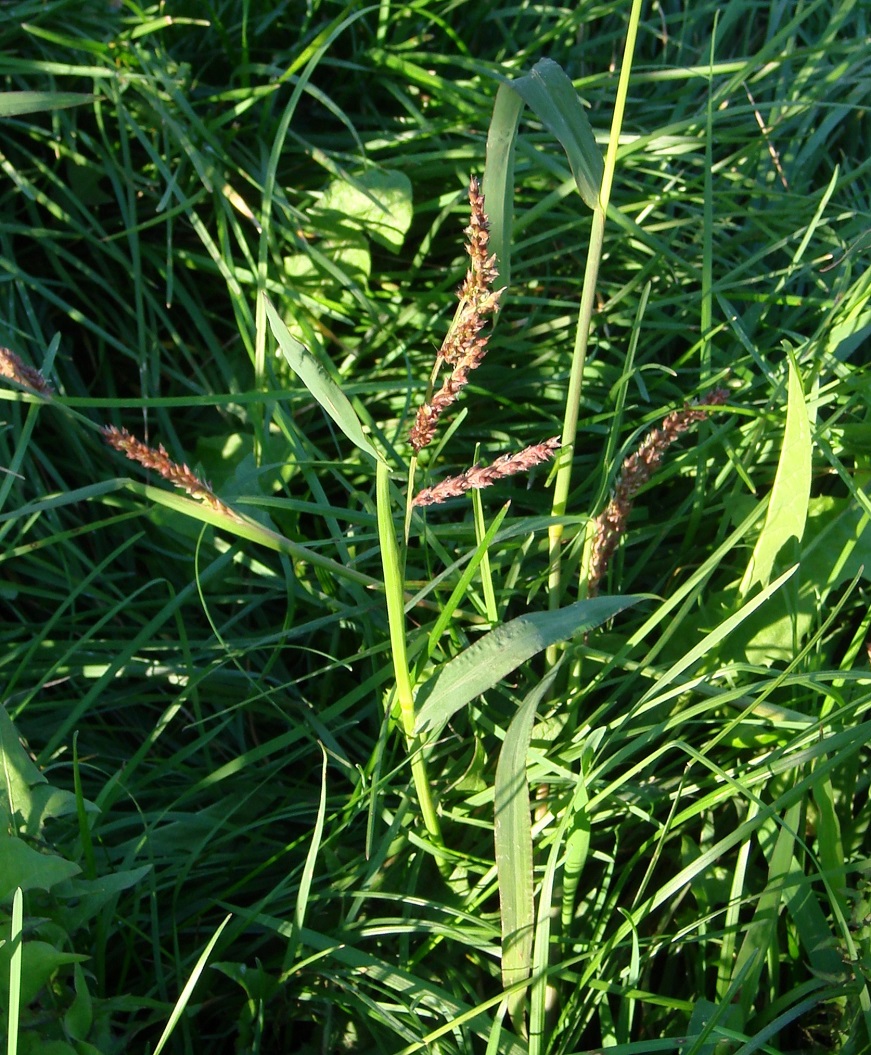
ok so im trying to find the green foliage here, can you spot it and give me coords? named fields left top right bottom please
left=0, top=710, right=146, bottom=1053
left=1, top=1, right=870, bottom=1053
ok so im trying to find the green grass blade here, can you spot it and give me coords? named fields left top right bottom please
left=7, top=887, right=22, bottom=1055
left=507, top=58, right=603, bottom=210
left=151, top=914, right=232, bottom=1055
left=740, top=354, right=812, bottom=595
left=483, top=83, right=524, bottom=292
left=265, top=295, right=384, bottom=466
left=283, top=744, right=328, bottom=974
left=0, top=90, right=93, bottom=116
left=415, top=595, right=641, bottom=739
left=496, top=663, right=562, bottom=1037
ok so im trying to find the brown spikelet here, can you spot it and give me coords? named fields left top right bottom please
left=409, top=176, right=503, bottom=454
left=102, top=425, right=243, bottom=522
left=587, top=388, right=729, bottom=595
left=413, top=437, right=560, bottom=507
left=0, top=347, right=53, bottom=396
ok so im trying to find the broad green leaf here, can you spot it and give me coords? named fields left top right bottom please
left=495, top=665, right=560, bottom=1035
left=319, top=169, right=413, bottom=252
left=508, top=58, right=603, bottom=210
left=740, top=356, right=812, bottom=594
left=414, top=595, right=640, bottom=739
left=0, top=835, right=80, bottom=898
left=0, top=940, right=87, bottom=1009
left=265, top=296, right=385, bottom=465
left=0, top=91, right=93, bottom=117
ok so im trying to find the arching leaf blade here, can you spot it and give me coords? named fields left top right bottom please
left=414, top=595, right=641, bottom=739
left=265, top=296, right=385, bottom=466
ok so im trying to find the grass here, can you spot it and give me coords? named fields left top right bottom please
left=1, top=1, right=870, bottom=1053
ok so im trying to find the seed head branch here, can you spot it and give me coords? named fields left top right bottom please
left=413, top=437, right=560, bottom=507
left=410, top=176, right=503, bottom=454
left=0, top=346, right=54, bottom=396
left=588, top=388, right=729, bottom=595
left=102, top=425, right=242, bottom=522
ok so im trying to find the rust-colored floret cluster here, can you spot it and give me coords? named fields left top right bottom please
left=587, top=387, right=729, bottom=595
left=102, top=425, right=242, bottom=522
left=0, top=346, right=54, bottom=396
left=414, top=436, right=561, bottom=507
left=410, top=177, right=559, bottom=506
left=0, top=347, right=241, bottom=522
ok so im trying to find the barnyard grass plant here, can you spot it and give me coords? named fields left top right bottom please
left=0, top=2, right=870, bottom=1053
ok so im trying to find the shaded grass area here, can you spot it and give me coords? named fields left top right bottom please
left=1, top=2, right=870, bottom=1053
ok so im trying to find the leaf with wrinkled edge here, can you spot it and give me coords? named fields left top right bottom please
left=320, top=169, right=413, bottom=252
left=414, top=595, right=641, bottom=738
left=265, top=296, right=385, bottom=465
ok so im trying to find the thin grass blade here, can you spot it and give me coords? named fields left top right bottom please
left=151, top=914, right=232, bottom=1055
left=495, top=667, right=560, bottom=1034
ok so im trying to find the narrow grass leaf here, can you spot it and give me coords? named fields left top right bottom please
left=7, top=887, right=22, bottom=1055
left=740, top=355, right=812, bottom=594
left=508, top=58, right=603, bottom=211
left=283, top=744, right=328, bottom=972
left=425, top=503, right=511, bottom=654
left=110, top=480, right=377, bottom=588
left=151, top=913, right=232, bottom=1055
left=0, top=91, right=93, bottom=116
left=265, top=296, right=384, bottom=465
left=495, top=667, right=560, bottom=1034
left=483, top=85, right=524, bottom=291
left=415, top=595, right=640, bottom=738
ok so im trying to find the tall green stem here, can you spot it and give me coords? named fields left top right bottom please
left=547, top=0, right=643, bottom=609
left=376, top=460, right=443, bottom=847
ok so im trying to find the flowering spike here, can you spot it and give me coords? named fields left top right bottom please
left=0, top=347, right=53, bottom=396
left=587, top=389, right=729, bottom=595
left=413, top=437, right=560, bottom=507
left=102, top=425, right=242, bottom=522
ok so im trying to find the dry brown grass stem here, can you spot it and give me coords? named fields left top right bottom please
left=102, top=425, right=242, bottom=521
left=409, top=176, right=503, bottom=455
left=588, top=388, right=729, bottom=595
left=413, top=436, right=560, bottom=507
left=0, top=347, right=54, bottom=396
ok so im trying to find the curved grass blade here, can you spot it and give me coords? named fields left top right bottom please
left=507, top=58, right=603, bottom=210
left=265, top=295, right=385, bottom=466
left=483, top=57, right=603, bottom=295
left=151, top=913, right=232, bottom=1055
left=415, top=595, right=641, bottom=739
left=483, top=85, right=524, bottom=292
left=740, top=354, right=811, bottom=595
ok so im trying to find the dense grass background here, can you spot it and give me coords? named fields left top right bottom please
left=1, top=2, right=870, bottom=1053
